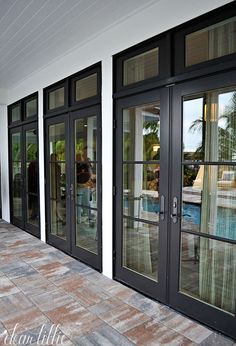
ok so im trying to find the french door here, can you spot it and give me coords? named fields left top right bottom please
left=169, top=71, right=236, bottom=337
left=45, top=105, right=102, bottom=271
left=114, top=89, right=170, bottom=301
left=9, top=122, right=40, bottom=237
left=114, top=70, right=236, bottom=338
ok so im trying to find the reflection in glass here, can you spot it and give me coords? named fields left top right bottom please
left=75, top=163, right=97, bottom=209
left=123, top=218, right=158, bottom=281
left=12, top=162, right=22, bottom=218
left=27, top=193, right=38, bottom=226
left=182, top=165, right=236, bottom=241
left=26, top=98, right=37, bottom=118
left=183, top=88, right=236, bottom=162
left=75, top=73, right=97, bottom=101
left=49, top=87, right=64, bottom=110
left=186, top=16, right=236, bottom=67
left=26, top=129, right=37, bottom=161
left=26, top=161, right=39, bottom=225
left=123, top=164, right=159, bottom=223
left=180, top=233, right=236, bottom=314
left=49, top=123, right=65, bottom=160
left=49, top=159, right=66, bottom=239
left=50, top=201, right=66, bottom=240
left=50, top=162, right=66, bottom=200
left=12, top=133, right=21, bottom=161
left=76, top=208, right=97, bottom=254
left=11, top=104, right=21, bottom=122
left=123, top=48, right=159, bottom=86
left=123, top=103, right=160, bottom=161
left=75, top=116, right=97, bottom=161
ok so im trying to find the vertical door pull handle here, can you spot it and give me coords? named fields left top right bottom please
left=171, top=196, right=178, bottom=224
left=159, top=195, right=165, bottom=221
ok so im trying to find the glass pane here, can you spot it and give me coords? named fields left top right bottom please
left=183, top=97, right=204, bottom=161
left=180, top=233, right=236, bottom=315
left=49, top=87, right=64, bottom=110
left=12, top=162, right=22, bottom=218
left=186, top=16, right=236, bottom=67
left=76, top=162, right=97, bottom=208
left=11, top=104, right=21, bottom=122
left=50, top=200, right=66, bottom=240
left=183, top=87, right=236, bottom=162
left=123, top=103, right=160, bottom=161
left=50, top=162, right=66, bottom=200
left=123, top=48, right=159, bottom=86
left=182, top=164, right=236, bottom=241
left=27, top=161, right=39, bottom=194
left=49, top=123, right=65, bottom=160
left=75, top=73, right=97, bottom=101
left=26, top=129, right=37, bottom=161
left=27, top=193, right=39, bottom=226
left=123, top=164, right=159, bottom=223
left=76, top=208, right=97, bottom=254
left=26, top=98, right=37, bottom=118
left=75, top=116, right=97, bottom=161
left=12, top=133, right=21, bottom=161
left=123, top=218, right=158, bottom=281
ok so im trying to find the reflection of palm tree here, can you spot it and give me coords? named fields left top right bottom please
left=143, top=121, right=160, bottom=161
left=189, top=92, right=236, bottom=161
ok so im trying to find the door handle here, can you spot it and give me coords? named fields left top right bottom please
left=171, top=196, right=178, bottom=224
left=159, top=195, right=165, bottom=221
left=70, top=183, right=74, bottom=201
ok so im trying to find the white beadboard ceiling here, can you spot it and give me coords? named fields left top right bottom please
left=0, top=0, right=157, bottom=89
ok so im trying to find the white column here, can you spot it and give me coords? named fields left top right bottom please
left=101, top=57, right=113, bottom=278
left=0, top=105, right=10, bottom=222
left=38, top=89, right=46, bottom=242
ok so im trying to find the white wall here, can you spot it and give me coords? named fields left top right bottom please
left=0, top=0, right=231, bottom=278
left=0, top=105, right=10, bottom=222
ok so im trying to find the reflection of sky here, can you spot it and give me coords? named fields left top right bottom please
left=183, top=98, right=203, bottom=152
left=183, top=91, right=234, bottom=152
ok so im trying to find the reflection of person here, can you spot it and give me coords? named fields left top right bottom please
left=50, top=153, right=65, bottom=224
left=76, top=147, right=93, bottom=223
left=28, top=158, right=38, bottom=220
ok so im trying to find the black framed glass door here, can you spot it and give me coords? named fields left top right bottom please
left=45, top=106, right=102, bottom=270
left=114, top=89, right=169, bottom=301
left=169, top=71, right=236, bottom=338
left=9, top=122, right=39, bottom=237
left=114, top=73, right=236, bottom=338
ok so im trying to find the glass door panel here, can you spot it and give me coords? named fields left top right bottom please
left=74, top=115, right=98, bottom=255
left=25, top=129, right=39, bottom=226
left=122, top=103, right=160, bottom=281
left=11, top=131, right=23, bottom=224
left=45, top=109, right=101, bottom=270
left=12, top=161, right=23, bottom=219
left=48, top=123, right=67, bottom=240
left=170, top=74, right=236, bottom=339
left=115, top=89, right=169, bottom=301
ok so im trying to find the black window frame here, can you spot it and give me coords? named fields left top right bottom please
left=113, top=32, right=171, bottom=94
left=8, top=92, right=40, bottom=238
left=23, top=92, right=38, bottom=120
left=43, top=61, right=102, bottom=272
left=174, top=2, right=236, bottom=75
left=44, top=80, right=68, bottom=117
left=70, top=64, right=101, bottom=109
left=8, top=92, right=38, bottom=127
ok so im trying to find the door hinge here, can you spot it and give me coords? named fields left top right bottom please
left=113, top=250, right=116, bottom=260
left=113, top=186, right=116, bottom=196
left=113, top=119, right=116, bottom=129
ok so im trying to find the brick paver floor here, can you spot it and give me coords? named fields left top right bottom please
left=0, top=221, right=235, bottom=345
